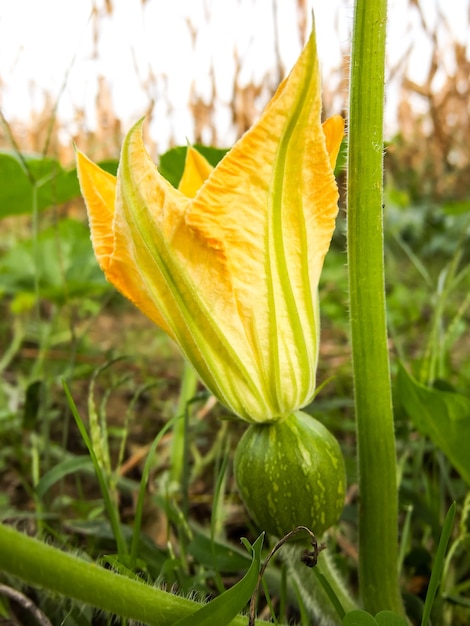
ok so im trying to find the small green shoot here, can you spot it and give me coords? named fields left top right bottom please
left=421, top=502, right=457, bottom=626
left=62, top=379, right=128, bottom=556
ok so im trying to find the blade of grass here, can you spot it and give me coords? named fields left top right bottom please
left=169, top=362, right=198, bottom=486
left=62, top=379, right=128, bottom=556
left=87, top=356, right=128, bottom=475
left=261, top=577, right=279, bottom=624
left=35, top=455, right=94, bottom=499
left=210, top=445, right=231, bottom=594
left=397, top=505, right=413, bottom=575
left=421, top=501, right=456, bottom=626
left=130, top=413, right=181, bottom=566
left=311, top=566, right=346, bottom=621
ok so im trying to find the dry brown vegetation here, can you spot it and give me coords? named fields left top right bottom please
left=387, top=0, right=470, bottom=201
left=0, top=0, right=469, bottom=198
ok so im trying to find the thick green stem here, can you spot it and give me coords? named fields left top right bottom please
left=0, top=523, right=268, bottom=626
left=347, top=0, right=404, bottom=614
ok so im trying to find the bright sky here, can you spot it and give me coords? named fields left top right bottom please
left=0, top=0, right=469, bottom=152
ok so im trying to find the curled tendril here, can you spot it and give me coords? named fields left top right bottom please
left=248, top=525, right=326, bottom=625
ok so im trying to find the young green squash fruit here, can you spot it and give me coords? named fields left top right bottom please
left=234, top=411, right=346, bottom=537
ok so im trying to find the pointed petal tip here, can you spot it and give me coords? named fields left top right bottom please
left=322, top=115, right=345, bottom=169
left=120, top=118, right=148, bottom=165
left=178, top=146, right=214, bottom=198
left=75, top=150, right=117, bottom=273
left=133, top=116, right=146, bottom=130
left=76, top=149, right=117, bottom=194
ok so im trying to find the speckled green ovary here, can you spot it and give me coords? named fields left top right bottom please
left=234, top=411, right=346, bottom=537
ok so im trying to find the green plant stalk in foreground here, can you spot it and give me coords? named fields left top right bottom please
left=347, top=0, right=404, bottom=614
left=0, top=524, right=268, bottom=626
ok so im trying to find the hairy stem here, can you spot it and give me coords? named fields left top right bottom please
left=347, top=0, right=404, bottom=614
left=0, top=524, right=268, bottom=626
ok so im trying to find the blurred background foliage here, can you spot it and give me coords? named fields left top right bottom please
left=1, top=0, right=470, bottom=624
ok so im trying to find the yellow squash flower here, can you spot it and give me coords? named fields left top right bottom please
left=76, top=27, right=344, bottom=423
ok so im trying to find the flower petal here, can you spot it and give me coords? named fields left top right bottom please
left=178, top=146, right=213, bottom=198
left=322, top=115, right=345, bottom=169
left=113, top=122, right=270, bottom=420
left=75, top=151, right=116, bottom=272
left=184, top=28, right=342, bottom=414
left=76, top=24, right=343, bottom=424
left=76, top=149, right=175, bottom=338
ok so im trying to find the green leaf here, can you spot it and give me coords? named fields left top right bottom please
left=397, top=363, right=470, bottom=485
left=36, top=455, right=94, bottom=499
left=158, top=145, right=228, bottom=189
left=441, top=199, right=470, bottom=215
left=188, top=531, right=251, bottom=573
left=61, top=519, right=167, bottom=578
left=23, top=380, right=44, bottom=430
left=0, top=150, right=118, bottom=218
left=342, top=610, right=377, bottom=625
left=0, top=218, right=108, bottom=302
left=173, top=534, right=264, bottom=626
left=0, top=151, right=74, bottom=217
left=342, top=611, right=408, bottom=626
left=421, top=502, right=456, bottom=626
left=375, top=610, right=409, bottom=625
left=94, top=159, right=119, bottom=176
left=130, top=413, right=180, bottom=566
